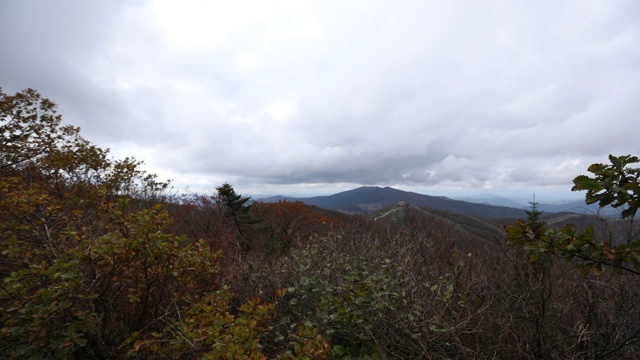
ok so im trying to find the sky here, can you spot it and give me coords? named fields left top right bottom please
left=1, top=0, right=639, bottom=201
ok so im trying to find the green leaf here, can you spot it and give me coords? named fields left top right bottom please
left=609, top=155, right=622, bottom=169
left=572, top=177, right=600, bottom=191
left=587, top=163, right=604, bottom=173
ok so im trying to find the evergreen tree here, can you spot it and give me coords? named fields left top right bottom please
left=216, top=182, right=256, bottom=238
left=525, top=195, right=545, bottom=239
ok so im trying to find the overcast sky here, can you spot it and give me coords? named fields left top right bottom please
left=2, top=1, right=639, bottom=200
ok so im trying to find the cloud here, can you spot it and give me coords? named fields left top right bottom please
left=2, top=0, right=640, bottom=197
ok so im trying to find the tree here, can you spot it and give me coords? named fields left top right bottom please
left=525, top=197, right=545, bottom=236
left=507, top=154, right=640, bottom=275
left=1, top=87, right=72, bottom=170
left=507, top=198, right=556, bottom=358
left=216, top=182, right=256, bottom=239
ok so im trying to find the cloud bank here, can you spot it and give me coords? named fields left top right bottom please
left=2, top=0, right=639, bottom=198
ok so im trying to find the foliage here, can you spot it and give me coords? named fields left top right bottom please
left=507, top=155, right=640, bottom=276
left=276, top=324, right=331, bottom=360
left=266, top=229, right=488, bottom=359
left=125, top=290, right=274, bottom=359
left=250, top=201, right=336, bottom=251
left=1, top=88, right=80, bottom=171
left=573, top=154, right=640, bottom=219
left=1, top=257, right=98, bottom=359
left=507, top=200, right=555, bottom=267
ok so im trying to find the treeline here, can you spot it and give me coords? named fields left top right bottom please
left=2, top=88, right=640, bottom=359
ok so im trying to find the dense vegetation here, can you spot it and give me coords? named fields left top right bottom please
left=2, top=88, right=640, bottom=359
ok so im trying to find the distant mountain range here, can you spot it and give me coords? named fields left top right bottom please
left=258, top=186, right=620, bottom=219
left=255, top=186, right=622, bottom=248
left=259, top=186, right=528, bottom=219
left=458, top=196, right=621, bottom=217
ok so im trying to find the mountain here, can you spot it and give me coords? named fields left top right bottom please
left=260, top=186, right=529, bottom=219
left=457, top=196, right=529, bottom=208
left=536, top=200, right=621, bottom=217
left=453, top=196, right=622, bottom=218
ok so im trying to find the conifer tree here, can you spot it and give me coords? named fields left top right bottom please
left=525, top=195, right=545, bottom=239
left=216, top=182, right=256, bottom=238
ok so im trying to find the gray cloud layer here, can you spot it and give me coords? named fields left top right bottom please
left=2, top=0, right=639, bottom=198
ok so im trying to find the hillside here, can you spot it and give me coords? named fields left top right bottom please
left=372, top=202, right=507, bottom=247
